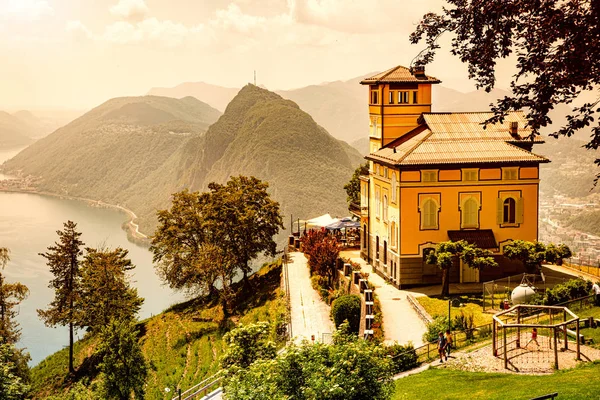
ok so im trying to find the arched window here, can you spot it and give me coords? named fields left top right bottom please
left=503, top=198, right=516, bottom=223
left=462, top=198, right=478, bottom=228
left=383, top=195, right=388, bottom=221
left=422, top=198, right=438, bottom=229
left=391, top=173, right=397, bottom=202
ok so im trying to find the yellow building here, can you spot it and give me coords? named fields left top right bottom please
left=359, top=65, right=549, bottom=287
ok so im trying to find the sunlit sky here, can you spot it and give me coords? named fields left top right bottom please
left=0, top=0, right=519, bottom=110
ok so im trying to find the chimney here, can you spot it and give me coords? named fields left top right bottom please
left=412, top=65, right=426, bottom=78
left=509, top=121, right=520, bottom=139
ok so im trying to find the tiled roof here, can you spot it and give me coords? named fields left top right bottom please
left=360, top=65, right=441, bottom=84
left=448, top=229, right=498, bottom=249
left=367, top=111, right=549, bottom=166
left=421, top=112, right=543, bottom=143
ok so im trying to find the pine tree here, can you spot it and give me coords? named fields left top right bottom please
left=37, top=221, right=84, bottom=375
left=78, top=247, right=144, bottom=331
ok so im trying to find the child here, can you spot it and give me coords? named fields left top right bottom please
left=437, top=331, right=447, bottom=363
left=445, top=329, right=453, bottom=359
left=526, top=327, right=539, bottom=348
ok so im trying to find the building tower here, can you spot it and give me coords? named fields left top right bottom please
left=360, top=65, right=441, bottom=153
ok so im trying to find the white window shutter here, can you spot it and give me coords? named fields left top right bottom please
left=497, top=198, right=503, bottom=224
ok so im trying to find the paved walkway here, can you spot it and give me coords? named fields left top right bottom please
left=341, top=251, right=427, bottom=347
left=287, top=252, right=335, bottom=343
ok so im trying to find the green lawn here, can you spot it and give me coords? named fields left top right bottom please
left=417, top=295, right=493, bottom=326
left=393, top=362, right=600, bottom=400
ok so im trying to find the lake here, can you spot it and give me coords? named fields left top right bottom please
left=0, top=147, right=183, bottom=365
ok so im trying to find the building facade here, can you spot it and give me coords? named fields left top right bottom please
left=359, top=65, right=549, bottom=288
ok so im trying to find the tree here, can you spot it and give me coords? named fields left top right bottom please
left=78, top=247, right=144, bottom=331
left=221, top=322, right=277, bottom=371
left=37, top=220, right=85, bottom=375
left=96, top=319, right=147, bottom=400
left=331, top=295, right=361, bottom=334
left=411, top=1, right=600, bottom=174
left=205, top=176, right=284, bottom=284
left=344, top=162, right=369, bottom=206
left=152, top=176, right=284, bottom=307
left=503, top=240, right=571, bottom=272
left=300, top=229, right=340, bottom=288
left=426, top=240, right=497, bottom=296
left=0, top=248, right=29, bottom=344
left=0, top=341, right=30, bottom=400
left=223, top=324, right=394, bottom=400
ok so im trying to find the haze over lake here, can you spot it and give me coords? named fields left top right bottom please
left=0, top=148, right=183, bottom=365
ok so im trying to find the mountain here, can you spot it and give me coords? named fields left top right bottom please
left=1, top=96, right=222, bottom=231
left=2, top=87, right=362, bottom=235
left=0, top=111, right=36, bottom=148
left=146, top=74, right=373, bottom=145
left=148, top=82, right=239, bottom=112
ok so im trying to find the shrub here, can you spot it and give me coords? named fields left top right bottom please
left=331, top=294, right=362, bottom=334
left=453, top=311, right=475, bottom=340
left=544, top=278, right=592, bottom=305
left=423, top=315, right=451, bottom=343
left=385, top=343, right=418, bottom=373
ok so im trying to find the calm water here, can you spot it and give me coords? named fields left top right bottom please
left=0, top=147, right=183, bottom=365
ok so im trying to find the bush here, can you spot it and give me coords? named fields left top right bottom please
left=331, top=295, right=362, bottom=334
left=544, top=278, right=592, bottom=305
left=385, top=343, right=418, bottom=374
left=453, top=311, right=475, bottom=340
left=423, top=315, right=451, bottom=343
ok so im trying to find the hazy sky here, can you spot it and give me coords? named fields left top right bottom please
left=0, top=0, right=518, bottom=110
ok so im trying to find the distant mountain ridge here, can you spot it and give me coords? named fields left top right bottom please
left=2, top=88, right=362, bottom=235
left=0, top=109, right=80, bottom=149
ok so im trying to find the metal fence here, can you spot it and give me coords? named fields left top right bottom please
left=482, top=273, right=572, bottom=311
left=563, top=259, right=600, bottom=278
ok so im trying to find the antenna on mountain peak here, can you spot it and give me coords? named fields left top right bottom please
left=254, top=70, right=256, bottom=86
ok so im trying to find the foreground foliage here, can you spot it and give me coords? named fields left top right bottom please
left=0, top=247, right=29, bottom=345
left=0, top=341, right=30, bottom=400
left=223, top=323, right=394, bottom=400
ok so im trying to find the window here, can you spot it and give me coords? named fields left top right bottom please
left=497, top=194, right=524, bottom=225
left=422, top=198, right=439, bottom=229
left=413, top=91, right=418, bottom=104
left=503, top=198, right=516, bottom=223
left=391, top=173, right=397, bottom=202
left=398, top=91, right=409, bottom=104
left=462, top=198, right=479, bottom=228
left=384, top=167, right=388, bottom=178
left=390, top=222, right=396, bottom=248
left=376, top=236, right=380, bottom=260
left=503, top=168, right=518, bottom=180
left=371, top=89, right=379, bottom=104
left=389, top=91, right=395, bottom=104
left=363, top=224, right=368, bottom=248
left=422, top=170, right=438, bottom=182
left=383, top=195, right=388, bottom=222
left=463, top=169, right=478, bottom=182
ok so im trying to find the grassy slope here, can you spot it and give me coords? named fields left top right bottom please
left=30, top=261, right=286, bottom=399
left=417, top=296, right=493, bottom=326
left=393, top=362, right=600, bottom=400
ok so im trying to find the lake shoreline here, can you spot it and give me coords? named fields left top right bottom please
left=0, top=187, right=151, bottom=246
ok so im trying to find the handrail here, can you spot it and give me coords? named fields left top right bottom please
left=182, top=376, right=223, bottom=400
left=173, top=371, right=222, bottom=400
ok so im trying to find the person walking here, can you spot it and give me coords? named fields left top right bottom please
left=445, top=329, right=453, bottom=359
left=592, top=282, right=600, bottom=306
left=437, top=331, right=447, bottom=363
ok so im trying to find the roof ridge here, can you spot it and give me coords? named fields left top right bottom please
left=503, top=141, right=549, bottom=161
left=380, top=65, right=402, bottom=80
left=395, top=129, right=434, bottom=163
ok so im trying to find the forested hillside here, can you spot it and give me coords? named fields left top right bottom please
left=1, top=87, right=362, bottom=234
left=0, top=111, right=35, bottom=148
